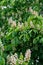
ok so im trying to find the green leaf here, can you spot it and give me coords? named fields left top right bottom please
left=0, top=56, right=5, bottom=65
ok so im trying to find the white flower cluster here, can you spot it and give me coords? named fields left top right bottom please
left=8, top=16, right=41, bottom=31
left=7, top=53, right=18, bottom=65
left=29, top=7, right=38, bottom=16
left=24, top=49, right=31, bottom=62
left=18, top=22, right=23, bottom=29
left=7, top=49, right=31, bottom=65
left=8, top=17, right=16, bottom=27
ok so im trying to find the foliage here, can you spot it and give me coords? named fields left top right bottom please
left=0, top=0, right=43, bottom=65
